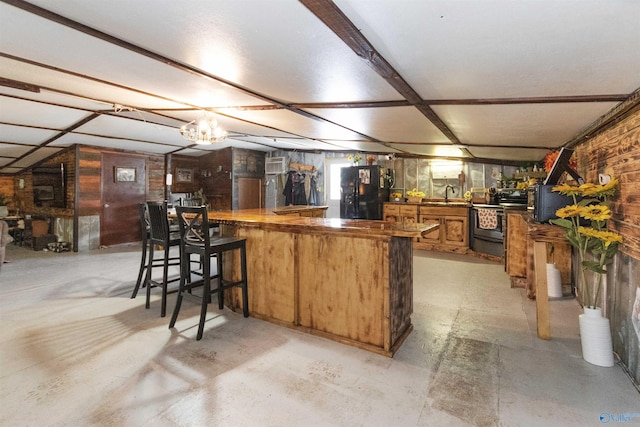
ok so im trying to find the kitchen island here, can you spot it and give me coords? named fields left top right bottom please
left=272, top=205, right=328, bottom=217
left=207, top=209, right=437, bottom=356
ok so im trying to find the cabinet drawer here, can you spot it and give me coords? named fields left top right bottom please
left=420, top=206, right=468, bottom=216
left=399, top=205, right=418, bottom=216
left=383, top=204, right=400, bottom=215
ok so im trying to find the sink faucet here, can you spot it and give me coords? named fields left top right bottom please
left=445, top=185, right=455, bottom=202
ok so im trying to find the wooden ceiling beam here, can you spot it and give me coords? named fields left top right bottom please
left=425, top=94, right=629, bottom=105
left=299, top=0, right=461, bottom=145
left=0, top=77, right=40, bottom=92
left=1, top=113, right=100, bottom=171
left=1, top=0, right=381, bottom=145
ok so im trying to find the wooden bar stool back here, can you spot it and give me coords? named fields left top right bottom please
left=169, top=205, right=249, bottom=340
left=145, top=201, right=181, bottom=317
left=131, top=203, right=151, bottom=299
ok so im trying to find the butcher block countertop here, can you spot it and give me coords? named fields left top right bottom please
left=207, top=208, right=438, bottom=238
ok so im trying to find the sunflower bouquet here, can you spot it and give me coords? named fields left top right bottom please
left=550, top=178, right=622, bottom=309
left=347, top=154, right=362, bottom=165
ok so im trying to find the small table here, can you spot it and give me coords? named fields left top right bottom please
left=529, top=223, right=571, bottom=340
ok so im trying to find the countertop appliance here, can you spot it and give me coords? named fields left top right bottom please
left=340, top=165, right=390, bottom=220
left=495, top=188, right=528, bottom=206
left=533, top=184, right=578, bottom=223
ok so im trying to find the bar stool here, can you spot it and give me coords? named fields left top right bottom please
left=145, top=201, right=181, bottom=317
left=169, top=205, right=249, bottom=340
left=131, top=203, right=151, bottom=299
left=131, top=203, right=180, bottom=300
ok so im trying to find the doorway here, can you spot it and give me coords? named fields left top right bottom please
left=238, top=177, right=263, bottom=209
left=101, top=153, right=146, bottom=246
left=324, top=157, right=351, bottom=218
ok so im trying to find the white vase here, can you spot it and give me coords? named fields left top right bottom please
left=579, top=307, right=614, bottom=367
left=546, top=263, right=563, bottom=298
left=0, top=206, right=8, bottom=218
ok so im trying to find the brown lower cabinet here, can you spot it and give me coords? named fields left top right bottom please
left=417, top=206, right=469, bottom=251
left=383, top=203, right=469, bottom=252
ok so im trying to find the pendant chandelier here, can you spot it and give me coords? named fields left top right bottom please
left=179, top=114, right=228, bottom=145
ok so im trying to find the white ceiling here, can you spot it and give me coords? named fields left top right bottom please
left=1, top=0, right=639, bottom=174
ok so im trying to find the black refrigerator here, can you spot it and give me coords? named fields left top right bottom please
left=340, top=165, right=390, bottom=220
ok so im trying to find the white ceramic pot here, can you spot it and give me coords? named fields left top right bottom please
left=0, top=205, right=8, bottom=218
left=546, top=263, right=563, bottom=298
left=579, top=307, right=614, bottom=367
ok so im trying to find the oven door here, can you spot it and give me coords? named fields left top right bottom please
left=472, top=206, right=504, bottom=242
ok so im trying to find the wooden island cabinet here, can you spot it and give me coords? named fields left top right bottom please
left=207, top=209, right=437, bottom=357
left=272, top=205, right=328, bottom=217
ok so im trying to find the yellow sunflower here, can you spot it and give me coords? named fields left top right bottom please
left=578, top=183, right=597, bottom=194
left=596, top=230, right=623, bottom=246
left=556, top=205, right=582, bottom=218
left=580, top=184, right=604, bottom=197
left=586, top=178, right=619, bottom=198
left=552, top=183, right=581, bottom=196
left=580, top=205, right=612, bottom=221
left=578, top=226, right=600, bottom=238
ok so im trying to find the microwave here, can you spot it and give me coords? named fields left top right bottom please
left=533, top=185, right=578, bottom=223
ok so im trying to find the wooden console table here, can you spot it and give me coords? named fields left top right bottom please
left=529, top=222, right=572, bottom=340
left=506, top=212, right=573, bottom=339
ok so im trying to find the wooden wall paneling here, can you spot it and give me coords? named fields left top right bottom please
left=573, top=107, right=640, bottom=386
left=147, top=155, right=166, bottom=201
left=171, top=155, right=200, bottom=194
left=0, top=176, right=15, bottom=210
left=78, top=147, right=102, bottom=217
left=575, top=108, right=640, bottom=259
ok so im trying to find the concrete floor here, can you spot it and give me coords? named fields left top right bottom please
left=0, top=243, right=637, bottom=427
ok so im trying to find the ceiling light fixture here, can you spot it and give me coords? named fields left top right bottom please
left=179, top=114, right=228, bottom=145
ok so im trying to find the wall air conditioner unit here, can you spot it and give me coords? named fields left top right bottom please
left=265, top=157, right=287, bottom=174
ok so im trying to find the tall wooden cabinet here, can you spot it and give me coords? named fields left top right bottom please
left=198, top=148, right=266, bottom=211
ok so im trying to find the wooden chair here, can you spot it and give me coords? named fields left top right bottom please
left=169, top=205, right=248, bottom=340
left=178, top=196, right=203, bottom=207
left=145, top=201, right=181, bottom=317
